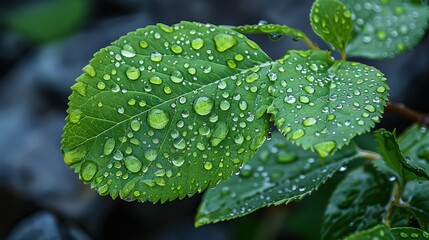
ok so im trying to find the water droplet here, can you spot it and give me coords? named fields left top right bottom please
left=63, top=146, right=87, bottom=165
left=103, top=138, right=115, bottom=155
left=376, top=30, right=387, bottom=40
left=299, top=96, right=310, bottom=104
left=191, top=38, right=204, bottom=50
left=81, top=161, right=98, bottom=181
left=291, top=129, right=305, bottom=140
left=147, top=109, right=169, bottom=129
left=314, top=141, right=336, bottom=158
left=303, top=86, right=315, bottom=94
left=198, top=126, right=211, bottom=135
left=213, top=33, right=238, bottom=52
left=234, top=134, right=244, bottom=144
left=124, top=156, right=142, bottom=173
left=204, top=162, right=213, bottom=170
left=170, top=44, right=183, bottom=54
left=139, top=40, right=149, bottom=48
left=163, top=86, right=172, bottom=94
left=220, top=100, right=231, bottom=111
left=144, top=149, right=158, bottom=161
left=210, top=123, right=229, bottom=147
left=364, top=104, right=376, bottom=113
left=97, top=82, right=106, bottom=90
left=376, top=86, right=386, bottom=93
left=130, top=119, right=141, bottom=131
left=303, top=117, right=317, bottom=127
left=173, top=137, right=186, bottom=150
left=193, top=97, right=214, bottom=116
left=240, top=165, right=253, bottom=178
left=69, top=109, right=83, bottom=123
left=234, top=54, right=244, bottom=61
left=71, top=83, right=87, bottom=96
left=170, top=70, right=184, bottom=83
left=149, top=76, right=163, bottom=85
left=245, top=72, right=260, bottom=83
left=121, top=44, right=136, bottom=58
left=126, top=67, right=140, bottom=80
left=172, top=157, right=185, bottom=167
left=277, top=153, right=297, bottom=163
left=150, top=52, right=163, bottom=62
left=239, top=101, right=248, bottom=111
left=284, top=95, right=296, bottom=104
left=82, top=65, right=96, bottom=77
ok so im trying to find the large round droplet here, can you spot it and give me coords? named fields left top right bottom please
left=170, top=45, right=183, bottom=54
left=314, top=141, right=336, bottom=158
left=124, top=156, right=142, bottom=173
left=126, top=67, right=140, bottom=80
left=172, top=157, right=185, bottom=167
left=193, top=97, right=214, bottom=116
left=204, top=162, right=213, bottom=170
left=147, top=109, right=169, bottom=129
left=213, top=33, right=238, bottom=52
left=121, top=44, right=136, bottom=58
left=191, top=38, right=204, bottom=50
left=150, top=52, right=163, bottom=62
left=220, top=100, right=230, bottom=111
left=144, top=149, right=158, bottom=161
left=130, top=119, right=141, bottom=131
left=173, top=137, right=186, bottom=150
left=170, top=70, right=184, bottom=83
left=210, top=123, right=229, bottom=147
left=81, top=161, right=98, bottom=181
left=103, top=138, right=115, bottom=155
left=149, top=76, right=163, bottom=85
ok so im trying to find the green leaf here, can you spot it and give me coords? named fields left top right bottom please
left=344, top=224, right=394, bottom=240
left=268, top=50, right=389, bottom=158
left=403, top=181, right=429, bottom=231
left=310, top=0, right=353, bottom=51
left=398, top=124, right=429, bottom=173
left=344, top=225, right=429, bottom=240
left=62, top=21, right=273, bottom=203
left=195, top=131, right=364, bottom=227
left=231, top=23, right=306, bottom=41
left=391, top=227, right=429, bottom=239
left=375, top=129, right=429, bottom=186
left=340, top=0, right=429, bottom=59
left=3, top=0, right=89, bottom=42
left=321, top=166, right=392, bottom=240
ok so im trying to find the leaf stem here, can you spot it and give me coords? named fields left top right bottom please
left=303, top=35, right=319, bottom=50
left=357, top=149, right=380, bottom=161
left=386, top=101, right=429, bottom=125
left=340, top=49, right=347, bottom=61
left=383, top=181, right=405, bottom=228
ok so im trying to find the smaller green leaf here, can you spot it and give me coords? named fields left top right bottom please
left=391, top=227, right=429, bottom=239
left=321, top=166, right=391, bottom=240
left=398, top=124, right=429, bottom=173
left=343, top=224, right=394, bottom=240
left=231, top=23, right=306, bottom=41
left=403, top=181, right=429, bottom=231
left=341, top=0, right=429, bottom=59
left=195, top=131, right=363, bottom=227
left=310, top=0, right=353, bottom=51
left=268, top=50, right=388, bottom=158
left=375, top=129, right=429, bottom=186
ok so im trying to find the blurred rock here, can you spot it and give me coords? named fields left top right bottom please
left=6, top=211, right=91, bottom=240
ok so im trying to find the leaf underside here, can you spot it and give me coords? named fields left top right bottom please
left=321, top=166, right=391, bottom=240
left=341, top=0, right=429, bottom=59
left=196, top=131, right=362, bottom=227
left=62, top=21, right=273, bottom=203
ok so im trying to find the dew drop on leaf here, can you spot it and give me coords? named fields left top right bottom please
left=147, top=109, right=169, bottom=129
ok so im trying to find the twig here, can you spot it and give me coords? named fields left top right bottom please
left=303, top=35, right=319, bottom=50
left=340, top=49, right=347, bottom=61
left=386, top=101, right=429, bottom=126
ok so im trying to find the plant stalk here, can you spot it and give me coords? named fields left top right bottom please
left=386, top=101, right=429, bottom=125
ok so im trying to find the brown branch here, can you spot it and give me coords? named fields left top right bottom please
left=386, top=101, right=429, bottom=126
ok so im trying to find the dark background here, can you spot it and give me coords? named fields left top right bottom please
left=0, top=0, right=428, bottom=239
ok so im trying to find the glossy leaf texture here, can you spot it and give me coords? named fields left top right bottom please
left=195, top=131, right=363, bottom=227
left=403, top=181, right=429, bottom=231
left=375, top=129, right=429, bottom=185
left=268, top=50, right=389, bottom=158
left=340, top=0, right=429, bottom=59
left=310, top=0, right=353, bottom=51
left=231, top=23, right=306, bottom=41
left=398, top=124, right=429, bottom=174
left=321, top=166, right=392, bottom=240
left=344, top=225, right=429, bottom=239
left=62, top=21, right=274, bottom=203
